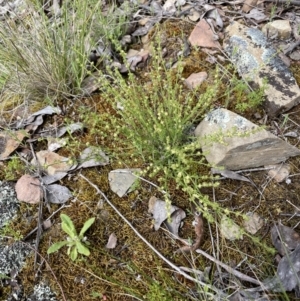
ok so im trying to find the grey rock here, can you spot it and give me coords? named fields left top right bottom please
left=223, top=22, right=300, bottom=117
left=195, top=108, right=300, bottom=170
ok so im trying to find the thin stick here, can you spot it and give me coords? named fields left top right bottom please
left=79, top=174, right=226, bottom=297
left=20, top=241, right=67, bottom=301
left=196, top=249, right=263, bottom=286
left=23, top=204, right=68, bottom=241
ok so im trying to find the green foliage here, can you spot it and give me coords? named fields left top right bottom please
left=78, top=46, right=226, bottom=220
left=225, top=73, right=266, bottom=113
left=0, top=0, right=130, bottom=101
left=100, top=47, right=216, bottom=173
left=146, top=281, right=173, bottom=301
left=4, top=156, right=26, bottom=181
left=0, top=221, right=23, bottom=240
left=47, top=214, right=95, bottom=261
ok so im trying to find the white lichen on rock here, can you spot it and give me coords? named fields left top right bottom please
left=0, top=180, right=20, bottom=228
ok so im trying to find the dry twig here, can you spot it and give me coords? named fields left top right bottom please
left=80, top=173, right=227, bottom=298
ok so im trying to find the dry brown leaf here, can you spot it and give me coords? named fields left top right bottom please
left=277, top=244, right=300, bottom=292
left=0, top=130, right=27, bottom=160
left=45, top=184, right=72, bottom=204
left=32, top=150, right=77, bottom=175
left=78, top=146, right=109, bottom=169
left=15, top=174, right=42, bottom=204
left=188, top=19, right=221, bottom=49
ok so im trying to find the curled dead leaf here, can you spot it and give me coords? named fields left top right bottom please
left=148, top=196, right=181, bottom=231
left=177, top=213, right=204, bottom=253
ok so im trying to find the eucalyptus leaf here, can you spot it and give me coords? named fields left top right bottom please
left=47, top=241, right=69, bottom=254
left=79, top=217, right=95, bottom=238
left=76, top=241, right=90, bottom=256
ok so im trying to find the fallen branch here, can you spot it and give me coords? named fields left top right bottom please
left=80, top=174, right=227, bottom=298
left=195, top=249, right=263, bottom=286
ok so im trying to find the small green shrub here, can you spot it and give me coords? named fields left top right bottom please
left=81, top=46, right=224, bottom=220
left=146, top=281, right=173, bottom=301
left=47, top=214, right=95, bottom=261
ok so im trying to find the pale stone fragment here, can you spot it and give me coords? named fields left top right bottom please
left=188, top=20, right=221, bottom=49
left=243, top=212, right=264, bottom=234
left=15, top=174, right=42, bottom=204
left=32, top=150, right=76, bottom=175
left=184, top=72, right=207, bottom=89
left=266, top=164, right=290, bottom=183
left=262, top=20, right=292, bottom=40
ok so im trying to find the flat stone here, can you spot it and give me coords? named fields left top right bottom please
left=262, top=20, right=292, bottom=40
left=184, top=71, right=207, bottom=89
left=223, top=22, right=300, bottom=117
left=195, top=108, right=300, bottom=170
left=108, top=169, right=141, bottom=197
left=188, top=19, right=221, bottom=49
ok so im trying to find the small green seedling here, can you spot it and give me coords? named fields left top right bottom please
left=47, top=214, right=95, bottom=261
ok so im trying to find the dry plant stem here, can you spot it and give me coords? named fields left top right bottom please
left=195, top=249, right=262, bottom=286
left=23, top=204, right=68, bottom=240
left=29, top=142, right=44, bottom=270
left=264, top=0, right=300, bottom=5
left=20, top=241, right=67, bottom=301
left=79, top=174, right=226, bottom=297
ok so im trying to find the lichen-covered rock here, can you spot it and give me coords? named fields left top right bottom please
left=223, top=21, right=300, bottom=117
left=5, top=282, right=58, bottom=301
left=0, top=181, right=19, bottom=228
left=195, top=108, right=300, bottom=170
left=26, top=283, right=58, bottom=301
left=0, top=241, right=31, bottom=275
